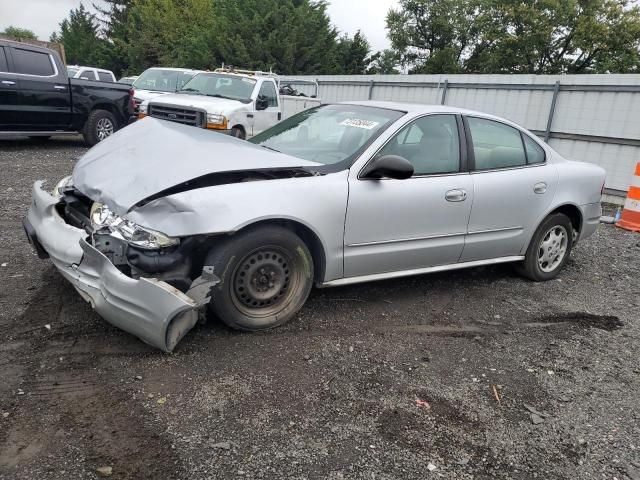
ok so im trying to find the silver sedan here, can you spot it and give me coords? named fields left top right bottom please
left=24, top=102, right=606, bottom=351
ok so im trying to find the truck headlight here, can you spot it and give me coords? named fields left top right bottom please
left=206, top=114, right=227, bottom=130
left=90, top=202, right=179, bottom=249
left=139, top=104, right=148, bottom=114
left=51, top=176, right=72, bottom=197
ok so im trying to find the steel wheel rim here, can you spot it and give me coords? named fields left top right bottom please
left=96, top=118, right=114, bottom=141
left=231, top=246, right=300, bottom=318
left=537, top=225, right=568, bottom=273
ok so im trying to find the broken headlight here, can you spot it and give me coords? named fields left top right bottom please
left=90, top=202, right=179, bottom=249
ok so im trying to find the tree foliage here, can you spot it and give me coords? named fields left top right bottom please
left=366, top=49, right=401, bottom=74
left=52, top=0, right=369, bottom=76
left=388, top=0, right=640, bottom=74
left=335, top=30, right=371, bottom=74
left=50, top=4, right=107, bottom=66
left=1, top=26, right=38, bottom=40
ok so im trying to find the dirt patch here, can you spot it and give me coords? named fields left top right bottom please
left=532, top=312, right=624, bottom=331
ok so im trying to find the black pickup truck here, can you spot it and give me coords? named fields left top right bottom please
left=0, top=39, right=135, bottom=146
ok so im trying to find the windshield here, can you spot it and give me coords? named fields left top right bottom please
left=67, top=67, right=79, bottom=77
left=133, top=69, right=196, bottom=92
left=249, top=104, right=405, bottom=165
left=180, top=73, right=256, bottom=102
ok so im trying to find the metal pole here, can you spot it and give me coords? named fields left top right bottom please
left=368, top=79, right=375, bottom=100
left=545, top=81, right=561, bottom=142
left=440, top=79, right=449, bottom=105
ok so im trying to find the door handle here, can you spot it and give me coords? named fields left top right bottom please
left=1, top=80, right=15, bottom=85
left=445, top=189, right=467, bottom=202
left=533, top=182, right=547, bottom=194
left=54, top=85, right=67, bottom=90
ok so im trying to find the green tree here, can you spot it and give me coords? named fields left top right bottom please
left=93, top=0, right=133, bottom=75
left=469, top=0, right=640, bottom=74
left=387, top=0, right=479, bottom=73
left=1, top=26, right=38, bottom=40
left=210, top=0, right=339, bottom=74
left=366, top=49, right=401, bottom=74
left=52, top=3, right=106, bottom=66
left=387, top=0, right=640, bottom=74
left=126, top=0, right=216, bottom=72
left=335, top=30, right=371, bottom=74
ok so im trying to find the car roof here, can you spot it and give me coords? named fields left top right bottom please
left=340, top=100, right=520, bottom=125
left=67, top=65, right=113, bottom=72
left=146, top=67, right=202, bottom=73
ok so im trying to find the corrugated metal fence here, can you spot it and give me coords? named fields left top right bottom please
left=287, top=74, right=640, bottom=197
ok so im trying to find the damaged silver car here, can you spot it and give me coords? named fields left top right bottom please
left=24, top=102, right=606, bottom=351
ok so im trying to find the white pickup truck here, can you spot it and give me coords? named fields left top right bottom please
left=137, top=68, right=320, bottom=139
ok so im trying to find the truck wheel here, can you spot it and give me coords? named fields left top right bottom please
left=205, top=225, right=314, bottom=331
left=230, top=126, right=246, bottom=140
left=517, top=213, right=573, bottom=282
left=83, top=109, right=117, bottom=146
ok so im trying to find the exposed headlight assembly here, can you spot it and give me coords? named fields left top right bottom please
left=90, top=202, right=179, bottom=249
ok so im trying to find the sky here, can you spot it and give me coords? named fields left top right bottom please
left=0, top=0, right=399, bottom=52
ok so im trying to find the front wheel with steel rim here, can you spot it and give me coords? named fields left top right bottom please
left=83, top=109, right=118, bottom=147
left=517, top=213, right=573, bottom=281
left=206, top=225, right=314, bottom=331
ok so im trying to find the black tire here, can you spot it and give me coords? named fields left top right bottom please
left=517, top=213, right=573, bottom=282
left=205, top=225, right=314, bottom=331
left=82, top=109, right=117, bottom=147
left=230, top=126, right=246, bottom=140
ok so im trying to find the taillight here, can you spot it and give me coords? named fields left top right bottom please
left=128, top=88, right=135, bottom=112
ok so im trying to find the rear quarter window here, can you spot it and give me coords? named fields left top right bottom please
left=0, top=47, right=8, bottom=72
left=11, top=48, right=55, bottom=76
left=523, top=134, right=546, bottom=164
left=97, top=71, right=114, bottom=82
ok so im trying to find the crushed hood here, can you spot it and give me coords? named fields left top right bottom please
left=149, top=93, right=248, bottom=114
left=72, top=117, right=320, bottom=215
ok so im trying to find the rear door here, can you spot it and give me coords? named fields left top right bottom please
left=460, top=116, right=558, bottom=262
left=0, top=46, right=21, bottom=129
left=252, top=80, right=280, bottom=136
left=10, top=45, right=71, bottom=129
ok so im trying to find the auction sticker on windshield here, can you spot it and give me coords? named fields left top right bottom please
left=340, top=118, right=380, bottom=130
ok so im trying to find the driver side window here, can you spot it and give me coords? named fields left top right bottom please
left=380, top=115, right=460, bottom=176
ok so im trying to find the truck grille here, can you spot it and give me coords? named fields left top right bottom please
left=148, top=104, right=205, bottom=127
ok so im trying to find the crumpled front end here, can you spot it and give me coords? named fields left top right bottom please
left=24, top=181, right=218, bottom=352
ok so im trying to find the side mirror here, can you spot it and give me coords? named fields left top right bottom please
left=256, top=97, right=269, bottom=111
left=361, top=155, right=414, bottom=180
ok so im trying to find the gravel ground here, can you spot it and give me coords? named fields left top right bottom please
left=0, top=136, right=639, bottom=480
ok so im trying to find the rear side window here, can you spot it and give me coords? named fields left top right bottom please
left=258, top=81, right=278, bottom=107
left=12, top=48, right=54, bottom=76
left=97, top=71, right=113, bottom=82
left=0, top=47, right=8, bottom=73
left=467, top=117, right=526, bottom=170
left=523, top=134, right=545, bottom=164
left=80, top=70, right=97, bottom=81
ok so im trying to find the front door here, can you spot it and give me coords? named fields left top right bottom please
left=251, top=80, right=279, bottom=137
left=460, top=116, right=558, bottom=262
left=344, top=114, right=473, bottom=278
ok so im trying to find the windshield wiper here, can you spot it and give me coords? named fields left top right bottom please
left=179, top=88, right=202, bottom=95
left=205, top=94, right=238, bottom=100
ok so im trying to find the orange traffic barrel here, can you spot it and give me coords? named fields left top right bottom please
left=617, top=162, right=640, bottom=232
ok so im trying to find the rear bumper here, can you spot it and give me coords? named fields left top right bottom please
left=579, top=202, right=602, bottom=241
left=24, top=181, right=210, bottom=352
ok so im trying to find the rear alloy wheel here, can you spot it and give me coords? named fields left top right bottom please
left=518, top=213, right=573, bottom=281
left=83, top=109, right=117, bottom=146
left=206, top=225, right=314, bottom=330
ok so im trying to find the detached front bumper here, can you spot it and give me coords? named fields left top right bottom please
left=24, top=181, right=212, bottom=352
